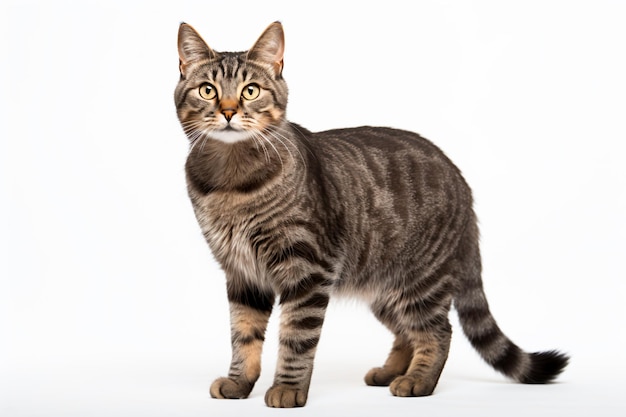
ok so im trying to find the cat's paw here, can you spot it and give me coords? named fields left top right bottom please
left=209, top=377, right=253, bottom=399
left=389, top=375, right=435, bottom=397
left=264, top=384, right=308, bottom=408
left=364, top=366, right=401, bottom=386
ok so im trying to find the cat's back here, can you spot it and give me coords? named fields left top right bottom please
left=309, top=126, right=459, bottom=171
left=305, top=125, right=468, bottom=196
left=313, top=126, right=441, bottom=154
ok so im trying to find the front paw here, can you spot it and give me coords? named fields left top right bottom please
left=210, top=377, right=253, bottom=399
left=265, top=384, right=308, bottom=408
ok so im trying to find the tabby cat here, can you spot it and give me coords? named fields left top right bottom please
left=174, top=21, right=569, bottom=408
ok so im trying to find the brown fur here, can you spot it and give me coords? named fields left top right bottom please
left=174, top=22, right=569, bottom=408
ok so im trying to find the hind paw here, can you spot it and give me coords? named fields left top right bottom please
left=365, top=367, right=401, bottom=386
left=210, top=377, right=253, bottom=399
left=389, top=376, right=435, bottom=397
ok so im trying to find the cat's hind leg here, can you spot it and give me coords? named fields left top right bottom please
left=364, top=320, right=452, bottom=395
left=368, top=272, right=453, bottom=396
left=388, top=323, right=452, bottom=397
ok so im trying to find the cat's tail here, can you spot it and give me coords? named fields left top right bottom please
left=453, top=214, right=569, bottom=384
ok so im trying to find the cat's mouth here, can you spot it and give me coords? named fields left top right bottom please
left=209, top=126, right=254, bottom=144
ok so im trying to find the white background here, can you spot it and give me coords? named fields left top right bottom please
left=1, top=1, right=625, bottom=416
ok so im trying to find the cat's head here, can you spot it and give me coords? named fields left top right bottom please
left=175, top=22, right=288, bottom=144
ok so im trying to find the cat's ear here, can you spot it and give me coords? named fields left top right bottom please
left=178, top=23, right=215, bottom=77
left=247, top=22, right=285, bottom=76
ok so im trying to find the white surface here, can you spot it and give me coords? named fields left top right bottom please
left=1, top=1, right=625, bottom=416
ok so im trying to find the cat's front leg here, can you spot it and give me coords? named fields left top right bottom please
left=210, top=280, right=275, bottom=400
left=265, top=273, right=331, bottom=408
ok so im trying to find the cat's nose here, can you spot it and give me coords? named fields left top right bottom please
left=222, top=108, right=236, bottom=122
left=220, top=100, right=238, bottom=123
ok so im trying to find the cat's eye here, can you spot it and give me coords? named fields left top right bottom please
left=199, top=83, right=217, bottom=100
left=241, top=83, right=261, bottom=101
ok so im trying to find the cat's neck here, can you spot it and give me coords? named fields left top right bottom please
left=185, top=124, right=301, bottom=195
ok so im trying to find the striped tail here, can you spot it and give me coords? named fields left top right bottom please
left=454, top=217, right=569, bottom=383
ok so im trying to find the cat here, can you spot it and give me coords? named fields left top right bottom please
left=174, top=21, right=569, bottom=408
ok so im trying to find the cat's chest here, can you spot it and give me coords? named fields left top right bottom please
left=191, top=193, right=261, bottom=278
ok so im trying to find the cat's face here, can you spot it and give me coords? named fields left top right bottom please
left=175, top=23, right=288, bottom=145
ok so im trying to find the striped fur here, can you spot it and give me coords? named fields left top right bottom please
left=175, top=22, right=569, bottom=408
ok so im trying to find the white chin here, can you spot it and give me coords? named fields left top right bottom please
left=209, top=129, right=253, bottom=143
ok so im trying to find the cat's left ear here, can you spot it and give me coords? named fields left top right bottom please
left=247, top=22, right=285, bottom=76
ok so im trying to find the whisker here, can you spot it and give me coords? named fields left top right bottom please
left=267, top=126, right=307, bottom=169
left=187, top=128, right=210, bottom=152
left=281, top=123, right=317, bottom=162
left=265, top=129, right=295, bottom=166
left=200, top=132, right=211, bottom=153
left=251, top=131, right=271, bottom=163
left=181, top=120, right=214, bottom=152
left=255, top=129, right=284, bottom=170
left=244, top=119, right=287, bottom=169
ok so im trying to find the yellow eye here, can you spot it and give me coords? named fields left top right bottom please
left=241, top=83, right=260, bottom=100
left=199, top=83, right=217, bottom=100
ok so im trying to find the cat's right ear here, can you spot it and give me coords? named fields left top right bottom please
left=178, top=23, right=215, bottom=78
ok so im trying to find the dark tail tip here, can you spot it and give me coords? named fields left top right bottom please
left=519, top=350, right=570, bottom=384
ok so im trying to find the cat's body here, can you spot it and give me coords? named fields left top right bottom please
left=175, top=22, right=568, bottom=408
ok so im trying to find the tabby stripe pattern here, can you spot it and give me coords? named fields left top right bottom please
left=176, top=22, right=569, bottom=408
